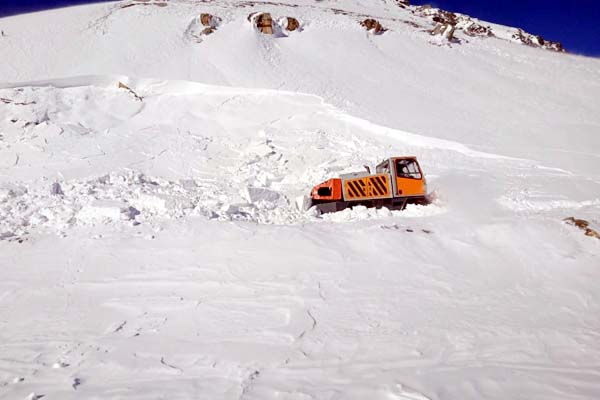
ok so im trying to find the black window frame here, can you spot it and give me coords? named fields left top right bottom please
left=395, top=159, right=422, bottom=180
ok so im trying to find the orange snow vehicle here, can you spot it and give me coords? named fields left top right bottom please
left=305, top=156, right=432, bottom=213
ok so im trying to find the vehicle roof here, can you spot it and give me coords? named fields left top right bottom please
left=388, top=156, right=417, bottom=161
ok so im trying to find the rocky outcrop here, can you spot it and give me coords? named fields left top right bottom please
left=416, top=4, right=564, bottom=52
left=462, top=21, right=494, bottom=37
left=185, top=13, right=222, bottom=42
left=416, top=5, right=457, bottom=25
left=512, top=29, right=536, bottom=46
left=541, top=39, right=564, bottom=52
left=416, top=5, right=457, bottom=41
left=564, top=217, right=600, bottom=239
left=360, top=18, right=386, bottom=35
left=432, top=11, right=457, bottom=25
left=512, top=29, right=564, bottom=52
left=431, top=23, right=455, bottom=41
left=286, top=17, right=300, bottom=32
left=200, top=13, right=213, bottom=27
left=396, top=0, right=410, bottom=8
left=248, top=13, right=301, bottom=35
left=199, top=13, right=221, bottom=35
left=251, top=12, right=274, bottom=34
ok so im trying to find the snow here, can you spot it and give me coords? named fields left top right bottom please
left=1, top=1, right=600, bottom=399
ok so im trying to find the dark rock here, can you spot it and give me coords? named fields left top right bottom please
left=254, top=13, right=274, bottom=34
left=51, top=182, right=64, bottom=196
left=360, top=18, right=386, bottom=34
left=200, top=13, right=212, bottom=26
left=463, top=22, right=494, bottom=37
left=286, top=17, right=300, bottom=31
left=542, top=38, right=564, bottom=52
left=200, top=13, right=220, bottom=28
left=564, top=217, right=600, bottom=239
left=512, top=29, right=565, bottom=52
left=433, top=11, right=457, bottom=25
left=564, top=217, right=589, bottom=229
left=512, top=29, right=535, bottom=46
left=416, top=6, right=457, bottom=26
left=123, top=206, right=141, bottom=220
left=431, top=23, right=455, bottom=41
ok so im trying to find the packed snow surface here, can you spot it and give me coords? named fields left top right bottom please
left=1, top=1, right=600, bottom=399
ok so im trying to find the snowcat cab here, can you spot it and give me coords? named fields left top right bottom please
left=306, top=156, right=430, bottom=214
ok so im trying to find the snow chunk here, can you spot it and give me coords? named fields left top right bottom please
left=241, top=186, right=282, bottom=205
left=77, top=200, right=124, bottom=224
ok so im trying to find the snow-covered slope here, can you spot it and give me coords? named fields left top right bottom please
left=1, top=0, right=599, bottom=171
left=0, top=1, right=599, bottom=400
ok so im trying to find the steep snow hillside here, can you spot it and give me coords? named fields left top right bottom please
left=0, top=1, right=599, bottom=400
left=1, top=0, right=599, bottom=171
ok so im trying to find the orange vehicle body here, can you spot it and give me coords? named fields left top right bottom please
left=308, top=156, right=430, bottom=213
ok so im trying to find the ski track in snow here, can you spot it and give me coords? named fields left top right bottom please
left=0, top=1, right=600, bottom=399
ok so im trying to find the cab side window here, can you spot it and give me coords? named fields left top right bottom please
left=395, top=159, right=422, bottom=179
left=376, top=160, right=391, bottom=174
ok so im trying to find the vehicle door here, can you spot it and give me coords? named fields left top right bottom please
left=394, top=158, right=424, bottom=196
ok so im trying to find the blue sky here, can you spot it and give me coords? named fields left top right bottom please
left=0, top=0, right=598, bottom=57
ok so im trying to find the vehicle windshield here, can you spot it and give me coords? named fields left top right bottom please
left=395, top=159, right=422, bottom=179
